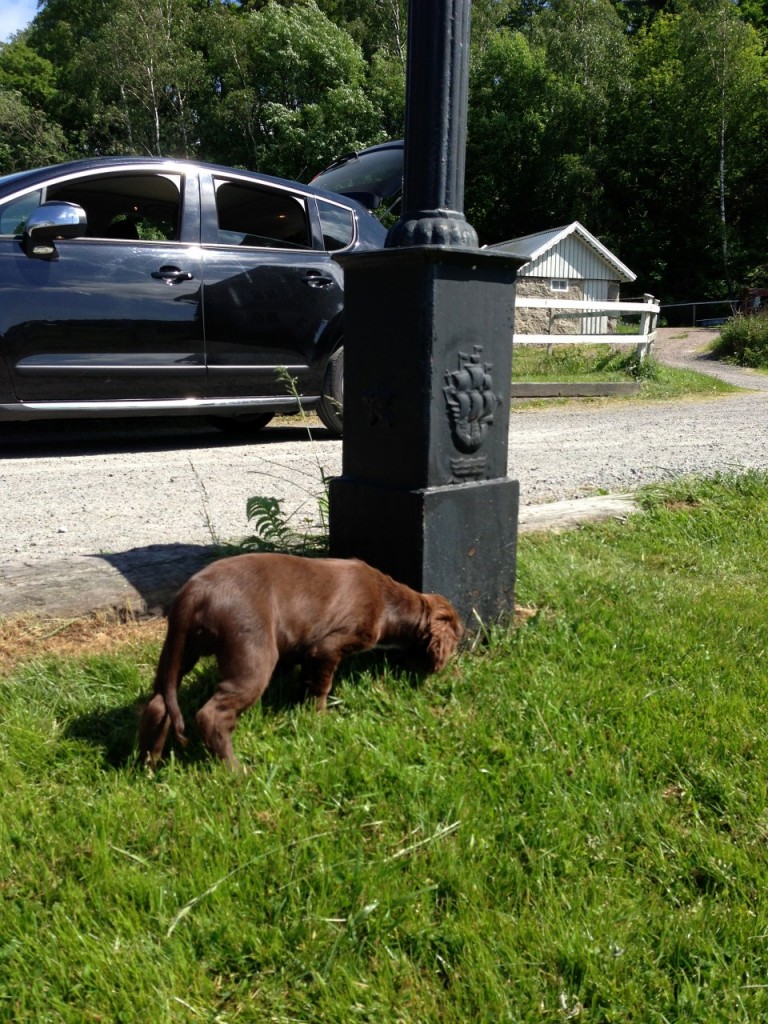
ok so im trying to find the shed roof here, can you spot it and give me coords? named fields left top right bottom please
left=487, top=221, right=636, bottom=283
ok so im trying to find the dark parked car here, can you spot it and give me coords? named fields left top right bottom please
left=0, top=156, right=387, bottom=436
left=311, top=139, right=403, bottom=216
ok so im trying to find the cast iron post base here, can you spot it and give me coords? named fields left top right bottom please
left=329, top=476, right=519, bottom=627
left=328, top=245, right=523, bottom=626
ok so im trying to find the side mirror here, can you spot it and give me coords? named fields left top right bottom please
left=23, top=201, right=87, bottom=260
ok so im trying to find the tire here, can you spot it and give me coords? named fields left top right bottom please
left=317, top=347, right=344, bottom=437
left=208, top=412, right=275, bottom=435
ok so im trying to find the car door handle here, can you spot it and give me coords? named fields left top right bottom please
left=152, top=265, right=194, bottom=284
left=301, top=270, right=334, bottom=289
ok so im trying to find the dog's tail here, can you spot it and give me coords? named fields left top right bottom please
left=152, top=593, right=195, bottom=747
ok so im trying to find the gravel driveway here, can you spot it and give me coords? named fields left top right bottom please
left=1, top=327, right=767, bottom=567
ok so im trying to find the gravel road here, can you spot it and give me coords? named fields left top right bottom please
left=2, top=327, right=767, bottom=566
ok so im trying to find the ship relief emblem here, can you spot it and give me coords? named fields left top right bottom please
left=444, top=346, right=500, bottom=480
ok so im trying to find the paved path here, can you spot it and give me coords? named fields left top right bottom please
left=0, top=496, right=640, bottom=621
left=1, top=327, right=765, bottom=621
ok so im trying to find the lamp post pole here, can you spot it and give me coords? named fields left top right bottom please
left=329, top=0, right=522, bottom=625
left=385, top=0, right=477, bottom=250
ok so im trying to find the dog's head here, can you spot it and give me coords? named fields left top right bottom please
left=419, top=594, right=463, bottom=673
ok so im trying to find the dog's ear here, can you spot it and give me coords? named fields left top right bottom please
left=424, top=596, right=463, bottom=672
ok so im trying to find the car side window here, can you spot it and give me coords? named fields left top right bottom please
left=0, top=190, right=43, bottom=236
left=214, top=179, right=311, bottom=250
left=46, top=173, right=181, bottom=241
left=317, top=199, right=355, bottom=251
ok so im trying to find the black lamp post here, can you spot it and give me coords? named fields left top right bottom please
left=328, top=0, right=523, bottom=626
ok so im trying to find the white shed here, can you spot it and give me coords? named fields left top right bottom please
left=489, top=221, right=637, bottom=336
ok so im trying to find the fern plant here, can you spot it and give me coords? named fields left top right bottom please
left=244, top=496, right=292, bottom=549
left=241, top=495, right=328, bottom=555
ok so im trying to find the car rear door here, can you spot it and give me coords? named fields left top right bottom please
left=0, top=168, right=204, bottom=406
left=199, top=172, right=344, bottom=401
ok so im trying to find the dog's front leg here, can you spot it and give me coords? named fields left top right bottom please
left=195, top=652, right=275, bottom=769
left=303, top=655, right=341, bottom=711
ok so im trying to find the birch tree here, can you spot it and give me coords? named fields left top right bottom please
left=77, top=0, right=206, bottom=156
left=683, top=1, right=766, bottom=295
left=628, top=1, right=768, bottom=297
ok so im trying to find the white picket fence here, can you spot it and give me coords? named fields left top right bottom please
left=513, top=293, right=660, bottom=359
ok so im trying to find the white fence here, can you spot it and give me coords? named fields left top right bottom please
left=513, top=293, right=660, bottom=359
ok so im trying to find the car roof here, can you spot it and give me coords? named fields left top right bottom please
left=0, top=155, right=374, bottom=214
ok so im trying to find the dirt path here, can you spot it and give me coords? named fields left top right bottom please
left=652, top=326, right=768, bottom=390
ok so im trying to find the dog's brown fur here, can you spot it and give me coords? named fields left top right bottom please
left=138, top=553, right=463, bottom=769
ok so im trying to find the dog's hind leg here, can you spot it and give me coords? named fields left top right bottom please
left=138, top=693, right=173, bottom=767
left=138, top=626, right=201, bottom=766
left=195, top=647, right=277, bottom=769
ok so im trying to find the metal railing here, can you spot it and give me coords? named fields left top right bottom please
left=659, top=298, right=733, bottom=327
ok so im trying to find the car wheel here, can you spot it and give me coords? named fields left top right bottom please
left=317, top=347, right=344, bottom=437
left=208, top=412, right=275, bottom=435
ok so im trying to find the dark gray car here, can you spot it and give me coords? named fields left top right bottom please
left=0, top=156, right=387, bottom=436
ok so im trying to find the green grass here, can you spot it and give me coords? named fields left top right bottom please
left=513, top=345, right=736, bottom=400
left=4, top=472, right=768, bottom=1021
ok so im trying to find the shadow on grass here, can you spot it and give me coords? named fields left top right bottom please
left=64, top=650, right=422, bottom=769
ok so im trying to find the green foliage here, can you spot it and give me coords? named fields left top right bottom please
left=0, top=38, right=59, bottom=109
left=243, top=495, right=294, bottom=550
left=242, top=493, right=328, bottom=554
left=735, top=0, right=768, bottom=31
left=71, top=0, right=208, bottom=157
left=317, top=0, right=407, bottom=60
left=238, top=365, right=331, bottom=555
left=5, top=473, right=768, bottom=1018
left=468, top=0, right=632, bottom=244
left=514, top=343, right=639, bottom=379
left=202, top=0, right=384, bottom=178
left=466, top=30, right=552, bottom=243
left=606, top=1, right=768, bottom=300
left=0, top=88, right=68, bottom=173
left=709, top=311, right=768, bottom=368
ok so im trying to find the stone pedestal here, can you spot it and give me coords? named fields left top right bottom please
left=328, top=244, right=523, bottom=625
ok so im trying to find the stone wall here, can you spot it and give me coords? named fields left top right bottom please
left=514, top=278, right=625, bottom=335
left=514, top=278, right=584, bottom=335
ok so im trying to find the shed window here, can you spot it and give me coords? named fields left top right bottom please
left=550, top=279, right=568, bottom=291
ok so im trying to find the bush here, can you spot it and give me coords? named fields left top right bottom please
left=710, top=310, right=768, bottom=368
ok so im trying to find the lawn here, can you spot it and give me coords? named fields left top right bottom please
left=512, top=345, right=736, bottom=401
left=2, top=472, right=768, bottom=1022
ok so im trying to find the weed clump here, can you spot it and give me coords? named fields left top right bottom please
left=710, top=310, right=768, bottom=368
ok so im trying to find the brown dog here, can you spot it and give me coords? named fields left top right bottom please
left=138, top=553, right=463, bottom=769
